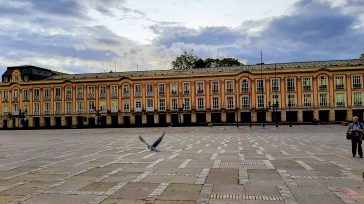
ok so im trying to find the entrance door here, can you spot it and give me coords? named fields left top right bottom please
left=226, top=112, right=236, bottom=123
left=257, top=112, right=266, bottom=123
left=319, top=111, right=329, bottom=122
left=211, top=113, right=221, bottom=123
left=303, top=111, right=313, bottom=122
left=240, top=112, right=251, bottom=123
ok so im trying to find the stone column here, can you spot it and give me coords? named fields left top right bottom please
left=191, top=112, right=197, bottom=123
left=72, top=116, right=78, bottom=128
left=130, top=115, right=136, bottom=125
left=118, top=115, right=123, bottom=125
left=50, top=117, right=56, bottom=127
left=180, top=113, right=184, bottom=124
left=106, top=115, right=112, bottom=126
left=266, top=111, right=272, bottom=122
left=154, top=114, right=159, bottom=125
left=313, top=110, right=319, bottom=120
left=0, top=119, right=3, bottom=129
left=40, top=117, right=45, bottom=128
left=8, top=119, right=13, bottom=129
left=28, top=117, right=34, bottom=128
left=297, top=110, right=303, bottom=123
left=346, top=109, right=353, bottom=122
left=251, top=112, right=257, bottom=122
left=221, top=112, right=226, bottom=123
left=142, top=114, right=147, bottom=125
left=206, top=112, right=211, bottom=123
left=61, top=116, right=67, bottom=127
left=281, top=110, right=287, bottom=122
left=329, top=109, right=335, bottom=122
left=166, top=113, right=171, bottom=124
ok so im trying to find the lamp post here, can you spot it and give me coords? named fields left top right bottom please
left=93, top=106, right=101, bottom=126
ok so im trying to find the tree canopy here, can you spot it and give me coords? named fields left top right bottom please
left=172, top=52, right=244, bottom=70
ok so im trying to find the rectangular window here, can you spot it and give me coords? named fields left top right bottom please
left=241, top=96, right=250, bottom=109
left=111, top=85, right=118, bottom=97
left=44, top=102, right=50, bottom=114
left=44, top=88, right=50, bottom=100
left=319, top=93, right=328, bottom=107
left=319, top=76, right=328, bottom=90
left=23, top=89, right=29, bottom=101
left=226, top=96, right=234, bottom=109
left=66, top=87, right=72, bottom=99
left=212, top=97, right=220, bottom=109
left=135, top=99, right=142, bottom=112
left=33, top=103, right=40, bottom=115
left=197, top=81, right=204, bottom=94
left=183, top=82, right=190, bottom=95
left=159, top=99, right=166, bottom=111
left=33, top=88, right=40, bottom=100
left=55, top=101, right=61, bottom=114
left=211, top=81, right=219, bottom=93
left=335, top=76, right=344, bottom=89
left=171, top=98, right=178, bottom=111
left=99, top=86, right=106, bottom=98
left=158, top=83, right=165, bottom=96
left=256, top=79, right=264, bottom=92
left=88, top=101, right=95, bottom=113
left=87, top=86, right=95, bottom=98
left=336, top=93, right=345, bottom=107
left=23, top=104, right=28, bottom=114
left=66, top=101, right=72, bottom=113
left=146, top=98, right=154, bottom=111
left=2, top=90, right=8, bottom=101
left=111, top=99, right=118, bottom=112
left=170, top=83, right=178, bottom=95
left=303, top=94, right=312, bottom=107
left=2, top=104, right=8, bottom=114
left=55, top=87, right=61, bottom=100
left=288, top=94, right=295, bottom=107
left=134, top=84, right=142, bottom=96
left=100, top=100, right=106, bottom=112
left=13, top=104, right=19, bottom=115
left=226, top=81, right=234, bottom=93
left=287, top=78, right=295, bottom=91
left=123, top=100, right=130, bottom=112
left=77, top=102, right=83, bottom=113
left=302, top=77, right=311, bottom=91
left=77, top=87, right=83, bottom=99
left=183, top=98, right=190, bottom=110
left=272, top=94, right=279, bottom=107
left=352, top=75, right=362, bottom=89
left=241, top=80, right=249, bottom=92
left=197, top=97, right=205, bottom=110
left=146, top=84, right=153, bottom=96
left=353, top=92, right=362, bottom=106
left=257, top=95, right=265, bottom=108
left=123, top=84, right=129, bottom=97
left=271, top=79, right=279, bottom=91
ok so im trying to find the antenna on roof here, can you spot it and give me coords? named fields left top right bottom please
left=136, top=64, right=139, bottom=71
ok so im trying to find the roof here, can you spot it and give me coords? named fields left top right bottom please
left=46, top=58, right=364, bottom=81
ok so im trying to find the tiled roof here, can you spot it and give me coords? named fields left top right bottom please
left=46, top=59, right=364, bottom=80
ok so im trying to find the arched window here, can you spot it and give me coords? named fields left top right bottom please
left=123, top=84, right=129, bottom=96
left=241, top=79, right=249, bottom=92
left=319, top=76, right=328, bottom=90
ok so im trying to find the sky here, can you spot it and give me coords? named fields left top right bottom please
left=0, top=0, right=363, bottom=74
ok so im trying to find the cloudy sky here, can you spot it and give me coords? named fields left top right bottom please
left=0, top=0, right=363, bottom=74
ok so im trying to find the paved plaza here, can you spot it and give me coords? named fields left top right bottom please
left=0, top=125, right=363, bottom=204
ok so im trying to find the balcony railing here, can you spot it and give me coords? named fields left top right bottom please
left=88, top=94, right=95, bottom=99
left=12, top=97, right=19, bottom=102
left=135, top=108, right=142, bottom=112
left=23, top=97, right=29, bottom=101
left=353, top=84, right=362, bottom=89
left=77, top=95, right=83, bottom=100
left=146, top=107, right=154, bottom=112
left=33, top=96, right=40, bottom=101
left=354, top=102, right=362, bottom=106
left=111, top=93, right=118, bottom=98
left=33, top=111, right=40, bottom=115
left=303, top=86, right=311, bottom=91
left=66, top=94, right=72, bottom=100
left=76, top=109, right=84, bottom=114
left=336, top=102, right=345, bottom=107
left=2, top=97, right=8, bottom=102
left=335, top=85, right=344, bottom=89
left=44, top=110, right=51, bottom=115
left=55, top=95, right=61, bottom=100
left=99, top=93, right=106, bottom=98
left=319, top=85, right=327, bottom=90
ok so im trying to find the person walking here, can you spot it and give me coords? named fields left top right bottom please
left=347, top=116, right=364, bottom=158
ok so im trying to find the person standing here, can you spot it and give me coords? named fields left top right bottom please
left=348, top=116, right=364, bottom=158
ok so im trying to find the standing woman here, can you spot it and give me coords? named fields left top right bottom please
left=348, top=116, right=364, bottom=158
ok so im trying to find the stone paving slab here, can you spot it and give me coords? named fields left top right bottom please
left=0, top=125, right=363, bottom=203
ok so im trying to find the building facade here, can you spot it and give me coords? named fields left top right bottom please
left=0, top=58, right=364, bottom=129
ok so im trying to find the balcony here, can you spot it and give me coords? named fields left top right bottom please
left=111, top=108, right=118, bottom=113
left=12, top=111, right=19, bottom=116
left=99, top=93, right=106, bottom=98
left=146, top=107, right=154, bottom=112
left=303, top=86, right=311, bottom=91
left=336, top=102, right=345, bottom=107
left=335, top=85, right=344, bottom=89
left=241, top=88, right=249, bottom=93
left=158, top=92, right=165, bottom=96
left=353, top=84, right=362, bottom=89
left=135, top=92, right=142, bottom=97
left=319, top=103, right=328, bottom=108
left=33, top=96, right=40, bottom=101
left=55, top=95, right=61, bottom=100
left=88, top=94, right=95, bottom=99
left=44, top=96, right=50, bottom=101
left=123, top=93, right=129, bottom=97
left=66, top=94, right=72, bottom=100
left=354, top=102, right=362, bottom=107
left=226, top=89, right=234, bottom=94
left=77, top=95, right=83, bottom=100
left=135, top=107, right=142, bottom=112
left=12, top=97, right=19, bottom=102
left=2, top=97, right=8, bottom=103
left=111, top=93, right=118, bottom=98
left=319, top=85, right=327, bottom=90
left=287, top=87, right=295, bottom=92
left=171, top=91, right=178, bottom=96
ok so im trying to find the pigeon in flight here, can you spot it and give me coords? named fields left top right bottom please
left=139, top=132, right=165, bottom=152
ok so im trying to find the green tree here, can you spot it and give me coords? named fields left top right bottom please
left=172, top=51, right=198, bottom=70
left=218, top=58, right=242, bottom=67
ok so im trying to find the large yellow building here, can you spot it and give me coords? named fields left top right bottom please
left=0, top=57, right=364, bottom=129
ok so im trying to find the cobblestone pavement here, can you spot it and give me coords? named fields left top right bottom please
left=0, top=125, right=363, bottom=204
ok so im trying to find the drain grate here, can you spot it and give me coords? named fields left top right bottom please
left=221, top=162, right=265, bottom=166
left=290, top=175, right=353, bottom=180
left=210, top=194, right=283, bottom=201
left=150, top=172, right=199, bottom=177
